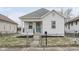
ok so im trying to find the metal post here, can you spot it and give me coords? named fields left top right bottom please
left=46, top=35, right=47, bottom=46
left=26, top=30, right=29, bottom=47
left=74, top=31, right=77, bottom=45
left=45, top=31, right=47, bottom=47
left=75, top=32, right=76, bottom=38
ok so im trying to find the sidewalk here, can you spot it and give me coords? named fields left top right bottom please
left=0, top=47, right=79, bottom=51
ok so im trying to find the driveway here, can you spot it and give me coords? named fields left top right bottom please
left=0, top=47, right=79, bottom=51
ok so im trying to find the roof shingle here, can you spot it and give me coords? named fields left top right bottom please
left=0, top=14, right=17, bottom=24
left=66, top=16, right=79, bottom=24
left=20, top=8, right=50, bottom=19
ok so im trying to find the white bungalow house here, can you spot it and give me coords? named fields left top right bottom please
left=0, top=14, right=18, bottom=34
left=20, top=8, right=65, bottom=36
left=65, top=16, right=79, bottom=33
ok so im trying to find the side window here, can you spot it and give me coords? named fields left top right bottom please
left=51, top=21, right=56, bottom=28
left=29, top=22, right=32, bottom=29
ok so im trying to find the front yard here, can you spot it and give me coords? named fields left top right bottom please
left=0, top=35, right=79, bottom=47
left=0, top=36, right=33, bottom=47
left=40, top=37, right=79, bottom=47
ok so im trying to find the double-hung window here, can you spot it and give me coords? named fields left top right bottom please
left=51, top=21, right=56, bottom=28
left=29, top=22, right=32, bottom=29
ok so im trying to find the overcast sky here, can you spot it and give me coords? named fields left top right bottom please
left=0, top=7, right=79, bottom=27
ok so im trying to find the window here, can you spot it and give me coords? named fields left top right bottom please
left=76, top=21, right=77, bottom=25
left=51, top=21, right=56, bottom=28
left=29, top=22, right=32, bottom=29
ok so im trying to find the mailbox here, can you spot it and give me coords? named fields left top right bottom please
left=45, top=31, right=47, bottom=35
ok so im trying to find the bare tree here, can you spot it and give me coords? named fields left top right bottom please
left=60, top=8, right=73, bottom=22
left=64, top=8, right=72, bottom=18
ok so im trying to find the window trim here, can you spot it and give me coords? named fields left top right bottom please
left=28, top=22, right=33, bottom=29
left=51, top=21, right=56, bottom=29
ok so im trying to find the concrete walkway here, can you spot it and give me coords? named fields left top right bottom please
left=30, top=34, right=41, bottom=47
left=30, top=40, right=40, bottom=47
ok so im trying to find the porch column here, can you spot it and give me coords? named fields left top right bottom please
left=33, top=22, right=36, bottom=34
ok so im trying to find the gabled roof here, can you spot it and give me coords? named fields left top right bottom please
left=0, top=14, right=18, bottom=25
left=65, top=16, right=79, bottom=24
left=20, top=8, right=65, bottom=19
left=51, top=10, right=65, bottom=18
left=20, top=8, right=50, bottom=19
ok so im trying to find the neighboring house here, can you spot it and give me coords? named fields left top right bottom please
left=20, top=8, right=64, bottom=36
left=0, top=14, right=18, bottom=33
left=65, top=16, right=79, bottom=33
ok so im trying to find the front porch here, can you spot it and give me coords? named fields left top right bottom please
left=23, top=21, right=42, bottom=36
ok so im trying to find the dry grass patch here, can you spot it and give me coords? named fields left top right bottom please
left=40, top=37, right=76, bottom=47
left=0, top=36, right=33, bottom=47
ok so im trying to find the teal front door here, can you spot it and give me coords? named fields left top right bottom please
left=36, top=22, right=41, bottom=33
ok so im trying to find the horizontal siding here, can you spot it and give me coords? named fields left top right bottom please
left=0, top=20, right=17, bottom=33
left=65, top=21, right=79, bottom=33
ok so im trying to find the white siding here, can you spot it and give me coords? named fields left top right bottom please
left=66, top=21, right=79, bottom=33
left=0, top=21, right=17, bottom=33
left=42, top=11, right=64, bottom=36
left=24, top=22, right=33, bottom=35
left=22, top=12, right=64, bottom=36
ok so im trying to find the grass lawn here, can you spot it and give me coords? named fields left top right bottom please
left=0, top=36, right=33, bottom=47
left=0, top=35, right=79, bottom=47
left=40, top=37, right=79, bottom=47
